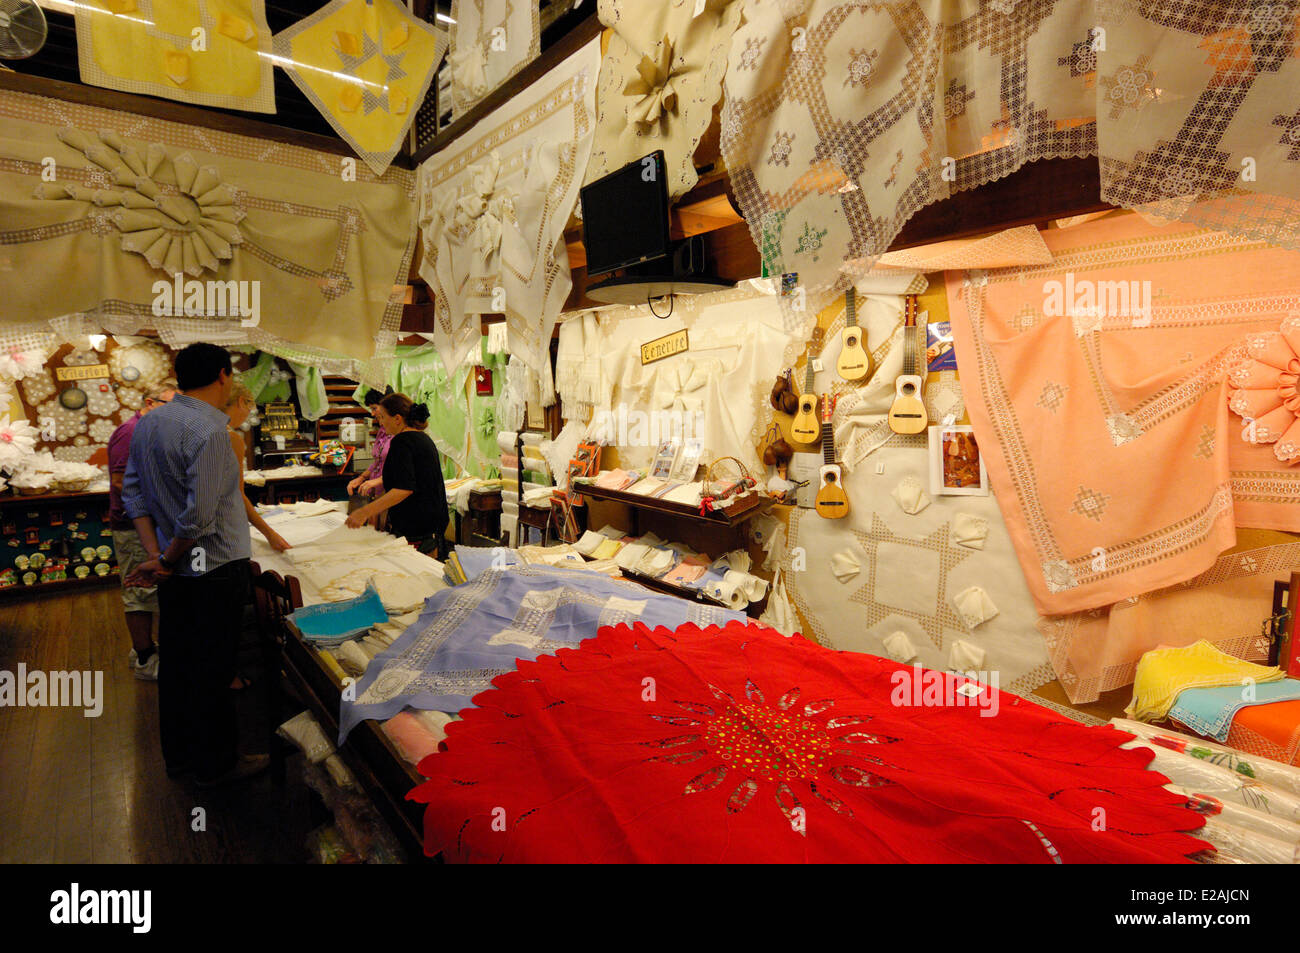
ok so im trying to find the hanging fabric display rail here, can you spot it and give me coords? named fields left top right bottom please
left=719, top=0, right=1300, bottom=323
left=0, top=88, right=415, bottom=383
left=416, top=37, right=601, bottom=384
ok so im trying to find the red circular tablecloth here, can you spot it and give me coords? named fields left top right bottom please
left=409, top=621, right=1210, bottom=863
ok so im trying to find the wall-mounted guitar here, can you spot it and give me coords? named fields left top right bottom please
left=835, top=286, right=873, bottom=382
left=814, top=394, right=850, bottom=519
left=790, top=326, right=825, bottom=444
left=888, top=294, right=928, bottom=434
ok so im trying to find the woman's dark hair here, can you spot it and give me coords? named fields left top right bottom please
left=379, top=392, right=430, bottom=430
left=363, top=386, right=392, bottom=407
left=175, top=342, right=232, bottom=391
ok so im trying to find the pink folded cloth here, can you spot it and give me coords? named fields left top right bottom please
left=500, top=453, right=520, bottom=468
left=382, top=711, right=443, bottom=765
left=595, top=468, right=634, bottom=490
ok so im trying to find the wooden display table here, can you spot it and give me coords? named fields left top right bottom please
left=280, top=617, right=433, bottom=864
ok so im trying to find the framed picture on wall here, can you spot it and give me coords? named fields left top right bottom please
left=927, top=425, right=989, bottom=496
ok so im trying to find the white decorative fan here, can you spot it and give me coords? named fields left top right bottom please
left=0, top=0, right=47, bottom=60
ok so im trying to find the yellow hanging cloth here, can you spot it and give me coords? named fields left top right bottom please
left=1126, top=640, right=1284, bottom=723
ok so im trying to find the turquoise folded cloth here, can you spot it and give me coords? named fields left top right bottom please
left=1169, top=678, right=1300, bottom=742
left=289, top=583, right=388, bottom=644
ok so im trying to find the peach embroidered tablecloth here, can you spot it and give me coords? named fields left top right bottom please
left=947, top=214, right=1300, bottom=614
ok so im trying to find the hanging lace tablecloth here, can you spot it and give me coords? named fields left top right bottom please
left=273, top=0, right=448, bottom=175
left=448, top=0, right=541, bottom=119
left=74, top=0, right=275, bottom=113
left=0, top=88, right=415, bottom=383
left=720, top=0, right=1300, bottom=323
left=416, top=38, right=600, bottom=380
left=947, top=212, right=1300, bottom=614
left=584, top=0, right=743, bottom=201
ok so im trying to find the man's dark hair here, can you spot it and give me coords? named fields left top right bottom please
left=175, top=343, right=233, bottom=391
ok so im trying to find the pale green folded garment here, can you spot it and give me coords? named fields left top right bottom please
left=287, top=360, right=329, bottom=421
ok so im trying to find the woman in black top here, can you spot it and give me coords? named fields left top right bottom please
left=345, top=393, right=449, bottom=558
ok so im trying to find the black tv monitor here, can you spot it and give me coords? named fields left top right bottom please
left=580, top=150, right=670, bottom=278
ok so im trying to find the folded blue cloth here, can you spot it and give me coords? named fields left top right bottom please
left=1169, top=678, right=1300, bottom=742
left=454, top=544, right=521, bottom=582
left=289, top=583, right=388, bottom=644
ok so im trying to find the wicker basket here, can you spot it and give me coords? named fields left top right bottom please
left=55, top=479, right=92, bottom=494
left=14, top=484, right=50, bottom=496
left=701, top=456, right=759, bottom=511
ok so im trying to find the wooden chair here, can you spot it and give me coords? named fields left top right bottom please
left=249, top=561, right=304, bottom=785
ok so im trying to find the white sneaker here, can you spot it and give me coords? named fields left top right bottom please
left=131, top=648, right=160, bottom=681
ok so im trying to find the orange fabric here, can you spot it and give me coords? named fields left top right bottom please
left=947, top=213, right=1300, bottom=613
left=1227, top=700, right=1300, bottom=766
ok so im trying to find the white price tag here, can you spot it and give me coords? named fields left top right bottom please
left=955, top=682, right=984, bottom=698
left=812, top=358, right=824, bottom=372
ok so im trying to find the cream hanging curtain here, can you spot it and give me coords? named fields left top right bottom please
left=721, top=0, right=1300, bottom=321
left=448, top=0, right=541, bottom=119
left=0, top=88, right=415, bottom=384
left=585, top=0, right=743, bottom=201
left=416, top=37, right=601, bottom=381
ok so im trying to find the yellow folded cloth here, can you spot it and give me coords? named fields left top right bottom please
left=1126, top=639, right=1284, bottom=723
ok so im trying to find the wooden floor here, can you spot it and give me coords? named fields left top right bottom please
left=0, top=586, right=315, bottom=863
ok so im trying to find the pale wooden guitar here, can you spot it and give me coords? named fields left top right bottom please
left=888, top=294, right=927, bottom=435
left=790, top=326, right=824, bottom=444
left=835, top=286, right=873, bottom=382
left=814, top=394, right=850, bottom=519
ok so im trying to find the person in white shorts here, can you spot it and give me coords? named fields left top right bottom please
left=108, top=384, right=175, bottom=680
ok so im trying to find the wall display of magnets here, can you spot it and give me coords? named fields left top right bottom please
left=15, top=555, right=29, bottom=571
left=22, top=571, right=37, bottom=586
left=93, top=563, right=110, bottom=577
left=74, top=565, right=90, bottom=579
left=96, top=545, right=113, bottom=560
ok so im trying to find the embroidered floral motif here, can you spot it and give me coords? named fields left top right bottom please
left=1100, top=55, right=1157, bottom=120
left=794, top=221, right=828, bottom=262
left=1036, top=381, right=1068, bottom=413
left=943, top=79, right=974, bottom=119
left=737, top=36, right=766, bottom=71
left=1057, top=37, right=1098, bottom=78
left=844, top=48, right=879, bottom=88
left=1070, top=486, right=1111, bottom=522
left=651, top=683, right=890, bottom=823
left=768, top=130, right=795, bottom=167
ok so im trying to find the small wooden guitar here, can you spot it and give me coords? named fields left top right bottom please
left=790, top=326, right=824, bottom=444
left=835, top=286, right=873, bottom=382
left=888, top=294, right=927, bottom=435
left=814, top=394, right=850, bottom=519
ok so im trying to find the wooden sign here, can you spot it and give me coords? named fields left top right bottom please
left=55, top=364, right=110, bottom=381
left=640, top=329, right=689, bottom=365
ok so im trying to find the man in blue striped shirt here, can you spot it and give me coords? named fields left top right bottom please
left=123, top=342, right=268, bottom=788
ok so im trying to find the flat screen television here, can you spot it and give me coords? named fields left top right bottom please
left=580, top=150, right=670, bottom=278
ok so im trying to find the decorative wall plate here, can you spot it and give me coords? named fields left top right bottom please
left=59, top=386, right=88, bottom=410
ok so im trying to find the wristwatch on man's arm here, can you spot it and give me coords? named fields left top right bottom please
left=157, top=552, right=179, bottom=572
